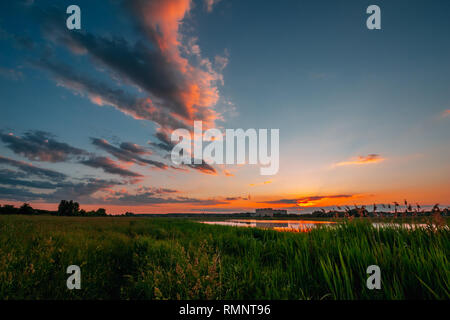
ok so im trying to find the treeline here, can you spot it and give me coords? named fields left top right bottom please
left=0, top=200, right=108, bottom=217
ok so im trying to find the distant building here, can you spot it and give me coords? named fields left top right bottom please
left=253, top=208, right=287, bottom=217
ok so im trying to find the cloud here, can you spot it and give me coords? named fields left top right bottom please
left=119, top=142, right=149, bottom=155
left=90, top=138, right=168, bottom=169
left=0, top=155, right=67, bottom=181
left=204, top=0, right=221, bottom=12
left=225, top=196, right=250, bottom=201
left=0, top=169, right=57, bottom=189
left=0, top=186, right=47, bottom=201
left=334, top=154, right=385, bottom=167
left=224, top=170, right=234, bottom=177
left=442, top=109, right=450, bottom=118
left=34, top=57, right=188, bottom=131
left=260, top=194, right=354, bottom=207
left=249, top=180, right=272, bottom=187
left=0, top=129, right=168, bottom=177
left=0, top=177, right=125, bottom=203
left=104, top=187, right=226, bottom=206
left=148, top=131, right=217, bottom=175
left=135, top=186, right=179, bottom=194
left=0, top=67, right=24, bottom=81
left=149, top=131, right=177, bottom=152
left=37, top=1, right=225, bottom=130
left=0, top=24, right=34, bottom=50
left=186, top=160, right=217, bottom=175
left=0, top=131, right=86, bottom=162
left=49, top=178, right=126, bottom=203
left=80, top=156, right=142, bottom=178
left=0, top=154, right=127, bottom=202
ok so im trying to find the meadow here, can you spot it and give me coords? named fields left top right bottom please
left=0, top=215, right=448, bottom=300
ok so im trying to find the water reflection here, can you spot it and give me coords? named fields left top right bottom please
left=201, top=219, right=336, bottom=232
left=201, top=220, right=446, bottom=233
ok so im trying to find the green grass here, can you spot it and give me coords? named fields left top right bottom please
left=0, top=215, right=448, bottom=300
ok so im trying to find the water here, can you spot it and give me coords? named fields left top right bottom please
left=201, top=219, right=336, bottom=232
left=200, top=219, right=446, bottom=233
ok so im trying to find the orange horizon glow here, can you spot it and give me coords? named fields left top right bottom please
left=3, top=192, right=449, bottom=215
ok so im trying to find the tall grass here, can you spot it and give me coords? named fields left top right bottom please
left=0, top=215, right=448, bottom=300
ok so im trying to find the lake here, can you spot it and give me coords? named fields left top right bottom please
left=201, top=219, right=443, bottom=232
left=201, top=219, right=336, bottom=232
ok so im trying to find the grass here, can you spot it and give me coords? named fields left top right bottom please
left=0, top=215, right=448, bottom=300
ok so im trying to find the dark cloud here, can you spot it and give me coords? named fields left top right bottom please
left=34, top=56, right=188, bottom=131
left=225, top=196, right=250, bottom=201
left=260, top=195, right=354, bottom=205
left=0, top=177, right=125, bottom=203
left=80, top=156, right=142, bottom=178
left=149, top=131, right=217, bottom=175
left=107, top=192, right=227, bottom=206
left=0, top=154, right=127, bottom=202
left=0, top=131, right=86, bottom=162
left=120, top=142, right=148, bottom=155
left=49, top=178, right=125, bottom=203
left=149, top=131, right=177, bottom=152
left=0, top=155, right=67, bottom=181
left=186, top=160, right=217, bottom=175
left=60, top=32, right=190, bottom=118
left=0, top=155, right=217, bottom=205
left=0, top=174, right=57, bottom=189
left=0, top=186, right=45, bottom=201
left=90, top=137, right=168, bottom=169
left=101, top=185, right=225, bottom=206
left=262, top=199, right=299, bottom=204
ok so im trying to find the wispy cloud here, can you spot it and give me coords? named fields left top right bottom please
left=0, top=155, right=67, bottom=181
left=104, top=188, right=227, bottom=206
left=1, top=131, right=87, bottom=162
left=91, top=138, right=168, bottom=169
left=442, top=109, right=450, bottom=118
left=249, top=180, right=272, bottom=187
left=204, top=0, right=221, bottom=12
left=260, top=194, right=354, bottom=207
left=0, top=67, right=23, bottom=81
left=0, top=155, right=129, bottom=203
left=186, top=160, right=217, bottom=175
left=334, top=154, right=385, bottom=167
left=80, top=156, right=142, bottom=178
left=224, top=170, right=234, bottom=177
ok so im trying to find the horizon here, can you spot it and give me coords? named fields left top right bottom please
left=1, top=200, right=447, bottom=215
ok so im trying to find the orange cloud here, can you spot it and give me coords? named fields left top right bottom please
left=249, top=180, right=273, bottom=187
left=133, top=0, right=223, bottom=125
left=335, top=154, right=385, bottom=167
left=442, top=109, right=450, bottom=118
left=224, top=170, right=234, bottom=177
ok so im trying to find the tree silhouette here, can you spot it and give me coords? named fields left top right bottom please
left=18, top=203, right=34, bottom=215
left=57, top=200, right=80, bottom=216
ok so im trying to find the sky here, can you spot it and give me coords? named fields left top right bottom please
left=0, top=0, right=449, bottom=214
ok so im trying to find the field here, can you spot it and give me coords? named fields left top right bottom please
left=0, top=215, right=448, bottom=300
